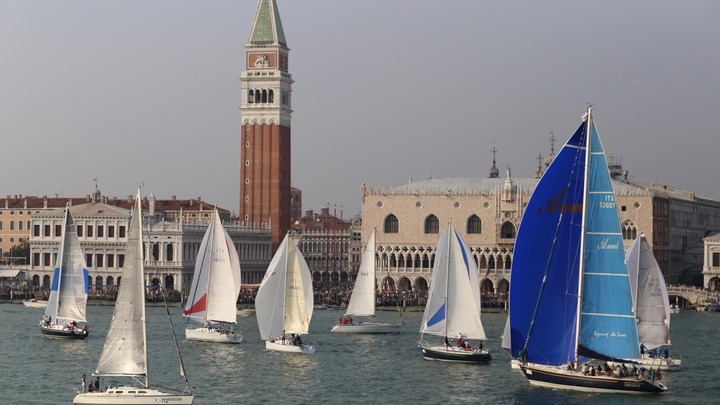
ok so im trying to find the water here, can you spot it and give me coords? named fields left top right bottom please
left=0, top=304, right=715, bottom=405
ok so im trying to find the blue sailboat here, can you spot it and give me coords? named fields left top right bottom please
left=509, top=107, right=667, bottom=393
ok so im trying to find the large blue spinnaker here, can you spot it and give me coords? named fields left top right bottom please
left=509, top=121, right=587, bottom=366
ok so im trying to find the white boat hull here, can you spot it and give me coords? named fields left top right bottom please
left=185, top=327, right=243, bottom=344
left=74, top=387, right=193, bottom=404
left=236, top=309, right=255, bottom=317
left=23, top=300, right=48, bottom=308
left=330, top=322, right=400, bottom=334
left=265, top=339, right=315, bottom=354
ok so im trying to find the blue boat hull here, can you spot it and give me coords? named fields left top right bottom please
left=520, top=364, right=666, bottom=394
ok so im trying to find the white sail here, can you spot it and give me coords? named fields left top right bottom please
left=627, top=234, right=671, bottom=350
left=420, top=223, right=485, bottom=340
left=256, top=233, right=314, bottom=340
left=224, top=223, right=243, bottom=301
left=45, top=207, right=88, bottom=324
left=95, top=191, right=148, bottom=380
left=345, top=229, right=377, bottom=317
left=184, top=209, right=241, bottom=324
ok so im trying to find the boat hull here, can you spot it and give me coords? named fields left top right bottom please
left=330, top=322, right=400, bottom=334
left=185, top=327, right=243, bottom=344
left=23, top=300, right=48, bottom=308
left=74, top=387, right=193, bottom=404
left=419, top=344, right=491, bottom=363
left=265, top=339, right=315, bottom=354
left=520, top=364, right=667, bottom=394
left=40, top=324, right=88, bottom=339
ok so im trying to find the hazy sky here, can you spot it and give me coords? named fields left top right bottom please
left=2, top=1, right=719, bottom=217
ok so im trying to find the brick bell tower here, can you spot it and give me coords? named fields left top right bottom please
left=240, top=0, right=292, bottom=253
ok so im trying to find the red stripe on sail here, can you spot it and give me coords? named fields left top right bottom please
left=184, top=294, right=207, bottom=316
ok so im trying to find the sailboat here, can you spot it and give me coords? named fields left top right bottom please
left=183, top=208, right=243, bottom=343
left=40, top=205, right=90, bottom=339
left=74, top=190, right=194, bottom=404
left=509, top=106, right=667, bottom=393
left=615, top=233, right=681, bottom=371
left=255, top=232, right=315, bottom=354
left=331, top=229, right=401, bottom=334
left=501, top=311, right=520, bottom=369
left=418, top=222, right=491, bottom=363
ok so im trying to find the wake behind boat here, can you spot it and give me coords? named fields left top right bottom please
left=418, top=223, right=490, bottom=363
left=40, top=205, right=89, bottom=340
left=509, top=107, right=666, bottom=394
left=74, top=189, right=193, bottom=404
left=256, top=232, right=315, bottom=354
left=183, top=208, right=243, bottom=344
left=331, top=229, right=401, bottom=334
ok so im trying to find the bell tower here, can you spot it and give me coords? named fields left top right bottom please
left=240, top=0, right=292, bottom=252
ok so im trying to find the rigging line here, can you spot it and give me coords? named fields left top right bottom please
left=522, top=126, right=585, bottom=356
left=160, top=287, right=192, bottom=393
left=382, top=248, right=405, bottom=325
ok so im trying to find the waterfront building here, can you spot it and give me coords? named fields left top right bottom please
left=240, top=0, right=292, bottom=253
left=361, top=162, right=720, bottom=295
left=294, top=207, right=362, bottom=283
left=4, top=188, right=272, bottom=294
left=702, top=232, right=720, bottom=291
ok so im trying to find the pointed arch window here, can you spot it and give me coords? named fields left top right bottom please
left=255, top=89, right=261, bottom=103
left=500, top=222, right=516, bottom=239
left=262, top=89, right=268, bottom=103
left=384, top=214, right=399, bottom=234
left=248, top=90, right=254, bottom=104
left=467, top=215, right=482, bottom=234
left=268, top=89, right=274, bottom=104
left=424, top=214, right=439, bottom=234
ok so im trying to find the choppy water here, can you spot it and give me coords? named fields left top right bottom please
left=0, top=304, right=715, bottom=404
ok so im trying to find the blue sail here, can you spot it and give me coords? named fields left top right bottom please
left=509, top=121, right=586, bottom=366
left=577, top=120, right=640, bottom=361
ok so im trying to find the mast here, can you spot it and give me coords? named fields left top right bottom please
left=204, top=212, right=216, bottom=324
left=443, top=223, right=451, bottom=339
left=52, top=207, right=70, bottom=321
left=282, top=234, right=290, bottom=332
left=573, top=105, right=593, bottom=363
left=137, top=190, right=149, bottom=388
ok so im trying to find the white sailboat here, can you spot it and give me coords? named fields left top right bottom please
left=331, top=229, right=401, bottom=334
left=418, top=223, right=491, bottom=363
left=255, top=232, right=315, bottom=354
left=183, top=208, right=243, bottom=344
left=40, top=205, right=89, bottom=339
left=74, top=190, right=193, bottom=404
left=615, top=233, right=681, bottom=371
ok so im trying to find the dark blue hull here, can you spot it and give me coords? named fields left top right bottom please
left=419, top=345, right=491, bottom=363
left=40, top=326, right=88, bottom=340
left=521, top=364, right=666, bottom=394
